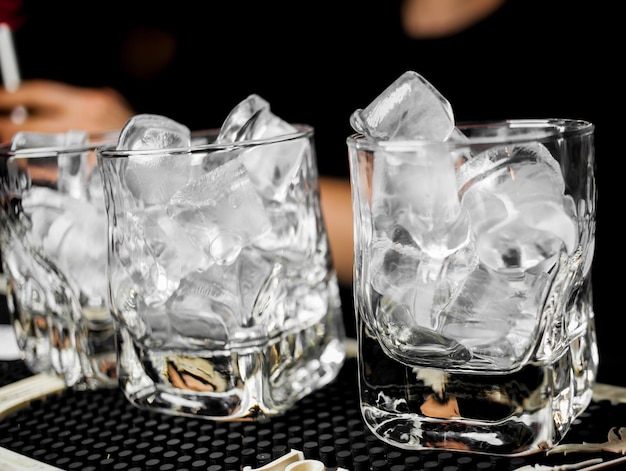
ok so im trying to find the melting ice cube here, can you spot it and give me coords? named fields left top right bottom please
left=118, top=114, right=193, bottom=205
left=217, top=94, right=288, bottom=143
left=167, top=157, right=271, bottom=265
left=459, top=142, right=578, bottom=272
left=218, top=94, right=308, bottom=202
left=17, top=185, right=107, bottom=305
left=356, top=72, right=474, bottom=335
left=350, top=70, right=456, bottom=142
left=117, top=114, right=191, bottom=151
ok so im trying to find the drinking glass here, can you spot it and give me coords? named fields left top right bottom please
left=97, top=125, right=346, bottom=420
left=347, top=119, right=597, bottom=455
left=1, top=132, right=118, bottom=389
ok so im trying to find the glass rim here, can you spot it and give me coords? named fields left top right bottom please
left=0, top=129, right=120, bottom=158
left=97, top=124, right=314, bottom=159
left=347, top=118, right=594, bottom=149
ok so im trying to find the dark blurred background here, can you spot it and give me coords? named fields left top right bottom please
left=1, top=0, right=618, bottom=384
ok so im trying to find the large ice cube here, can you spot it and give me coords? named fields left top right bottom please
left=167, top=157, right=271, bottom=265
left=125, top=206, right=213, bottom=307
left=459, top=143, right=578, bottom=273
left=118, top=114, right=193, bottom=205
left=218, top=94, right=308, bottom=202
left=217, top=94, right=296, bottom=143
left=117, top=114, right=191, bottom=151
left=373, top=145, right=469, bottom=258
left=353, top=71, right=475, bottom=342
left=350, top=71, right=455, bottom=142
left=17, top=186, right=107, bottom=305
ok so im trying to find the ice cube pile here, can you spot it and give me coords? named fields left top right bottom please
left=109, top=95, right=321, bottom=345
left=8, top=130, right=108, bottom=305
left=352, top=71, right=578, bottom=369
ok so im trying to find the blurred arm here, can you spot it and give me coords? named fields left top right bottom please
left=319, top=176, right=353, bottom=287
left=0, top=79, right=134, bottom=141
left=402, top=0, right=506, bottom=38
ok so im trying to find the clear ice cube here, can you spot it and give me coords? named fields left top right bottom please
left=165, top=250, right=282, bottom=345
left=218, top=94, right=308, bottom=202
left=127, top=206, right=213, bottom=306
left=167, top=270, right=238, bottom=345
left=167, top=157, right=271, bottom=265
left=118, top=114, right=193, bottom=205
left=459, top=143, right=578, bottom=273
left=350, top=70, right=455, bottom=142
left=370, top=143, right=475, bottom=329
left=117, top=114, right=191, bottom=151
left=373, top=146, right=469, bottom=258
left=436, top=263, right=544, bottom=369
left=21, top=187, right=107, bottom=305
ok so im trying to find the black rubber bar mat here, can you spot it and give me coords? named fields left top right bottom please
left=2, top=358, right=626, bottom=471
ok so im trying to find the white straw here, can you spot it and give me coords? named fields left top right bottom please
left=0, top=22, right=27, bottom=124
left=0, top=22, right=20, bottom=92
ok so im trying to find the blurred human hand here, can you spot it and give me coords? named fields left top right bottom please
left=402, top=0, right=506, bottom=38
left=0, top=79, right=134, bottom=142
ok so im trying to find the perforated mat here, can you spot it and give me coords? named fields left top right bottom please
left=2, top=358, right=626, bottom=470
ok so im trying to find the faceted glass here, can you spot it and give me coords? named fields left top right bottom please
left=1, top=133, right=118, bottom=389
left=97, top=126, right=346, bottom=420
left=347, top=119, right=597, bottom=455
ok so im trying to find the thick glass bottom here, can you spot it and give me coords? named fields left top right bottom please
left=118, top=312, right=346, bottom=420
left=358, top=318, right=596, bottom=456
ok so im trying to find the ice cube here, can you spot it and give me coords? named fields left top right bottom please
left=217, top=94, right=295, bottom=143
left=117, top=114, right=191, bottom=151
left=350, top=70, right=455, bottom=142
left=457, top=142, right=565, bottom=197
left=237, top=250, right=285, bottom=333
left=129, top=206, right=213, bottom=306
left=167, top=270, right=238, bottom=345
left=20, top=186, right=107, bottom=304
left=475, top=216, right=571, bottom=273
left=167, top=157, right=271, bottom=265
left=460, top=143, right=578, bottom=273
left=360, top=76, right=474, bottom=336
left=118, top=114, right=193, bottom=205
left=437, top=264, right=543, bottom=369
left=86, top=165, right=105, bottom=211
left=217, top=94, right=308, bottom=202
left=373, top=145, right=469, bottom=258
left=19, top=186, right=65, bottom=246
left=165, top=249, right=283, bottom=346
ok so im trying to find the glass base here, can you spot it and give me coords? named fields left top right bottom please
left=117, top=314, right=346, bottom=420
left=358, top=318, right=596, bottom=456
